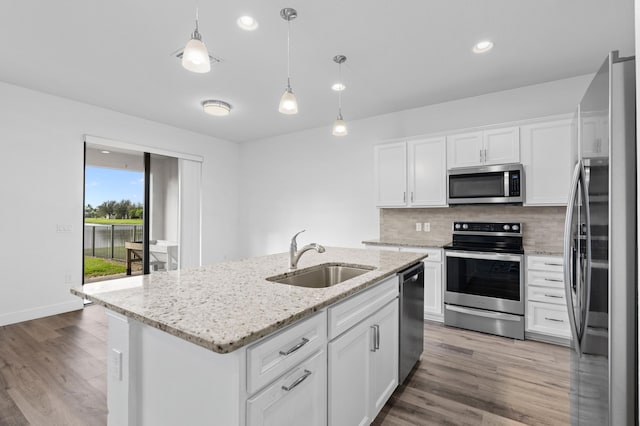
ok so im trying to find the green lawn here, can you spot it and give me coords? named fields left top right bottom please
left=84, top=256, right=126, bottom=277
left=85, top=218, right=143, bottom=225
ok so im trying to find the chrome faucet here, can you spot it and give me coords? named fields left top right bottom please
left=289, top=230, right=325, bottom=270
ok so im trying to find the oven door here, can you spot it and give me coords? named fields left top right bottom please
left=444, top=250, right=524, bottom=315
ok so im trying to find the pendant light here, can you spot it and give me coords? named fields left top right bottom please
left=278, top=8, right=298, bottom=114
left=332, top=55, right=348, bottom=136
left=182, top=8, right=211, bottom=73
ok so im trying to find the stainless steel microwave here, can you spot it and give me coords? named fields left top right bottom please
left=447, top=163, right=524, bottom=205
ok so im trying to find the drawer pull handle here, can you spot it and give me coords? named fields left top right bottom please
left=543, top=262, right=563, bottom=267
left=281, top=369, right=312, bottom=392
left=544, top=278, right=563, bottom=283
left=543, top=294, right=563, bottom=298
left=279, top=338, right=309, bottom=356
left=371, top=325, right=380, bottom=352
left=545, top=317, right=564, bottom=323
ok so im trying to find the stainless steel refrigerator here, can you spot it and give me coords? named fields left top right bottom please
left=564, top=51, right=637, bottom=425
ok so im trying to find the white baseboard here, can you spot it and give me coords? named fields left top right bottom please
left=0, top=299, right=84, bottom=326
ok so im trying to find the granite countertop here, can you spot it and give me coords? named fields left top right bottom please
left=362, top=238, right=450, bottom=248
left=363, top=238, right=563, bottom=256
left=71, top=247, right=425, bottom=354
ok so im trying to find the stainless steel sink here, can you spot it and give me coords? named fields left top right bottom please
left=267, top=263, right=374, bottom=288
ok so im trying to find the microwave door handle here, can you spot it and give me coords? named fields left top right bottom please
left=504, top=172, right=509, bottom=197
left=563, top=161, right=582, bottom=355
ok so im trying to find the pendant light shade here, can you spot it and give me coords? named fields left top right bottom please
left=279, top=86, right=298, bottom=114
left=332, top=113, right=348, bottom=136
left=332, top=55, right=348, bottom=136
left=182, top=8, right=211, bottom=73
left=279, top=8, right=298, bottom=114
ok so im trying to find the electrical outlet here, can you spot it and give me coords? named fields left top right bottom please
left=110, top=349, right=123, bottom=381
left=423, top=222, right=431, bottom=232
left=64, top=272, right=72, bottom=284
left=415, top=222, right=422, bottom=232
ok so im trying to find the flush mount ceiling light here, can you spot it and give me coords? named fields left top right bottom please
left=182, top=8, right=211, bottom=73
left=237, top=15, right=258, bottom=31
left=332, top=55, right=348, bottom=136
left=202, top=100, right=232, bottom=116
left=331, top=82, right=346, bottom=92
left=473, top=40, right=494, bottom=54
left=278, top=8, right=298, bottom=115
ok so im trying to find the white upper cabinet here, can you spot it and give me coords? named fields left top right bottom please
left=447, top=126, right=520, bottom=168
left=375, top=137, right=447, bottom=208
left=407, top=137, right=447, bottom=207
left=374, top=142, right=407, bottom=207
left=521, top=118, right=574, bottom=205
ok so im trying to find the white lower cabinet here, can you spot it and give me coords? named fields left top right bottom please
left=525, top=255, right=570, bottom=343
left=399, top=247, right=443, bottom=322
left=328, top=299, right=399, bottom=426
left=247, top=350, right=327, bottom=426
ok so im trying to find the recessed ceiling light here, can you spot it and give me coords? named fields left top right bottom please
left=473, top=40, right=494, bottom=54
left=331, top=83, right=346, bottom=91
left=202, top=100, right=232, bottom=116
left=237, top=16, right=258, bottom=31
left=100, top=150, right=110, bottom=154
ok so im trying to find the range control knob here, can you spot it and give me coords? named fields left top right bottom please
left=512, top=224, right=520, bottom=231
left=454, top=223, right=461, bottom=230
left=462, top=224, right=469, bottom=230
left=503, top=224, right=510, bottom=231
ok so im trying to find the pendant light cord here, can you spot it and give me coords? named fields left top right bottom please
left=338, top=62, right=343, bottom=114
left=287, top=19, right=292, bottom=88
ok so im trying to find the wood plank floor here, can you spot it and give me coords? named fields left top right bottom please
left=373, top=321, right=570, bottom=426
left=0, top=307, right=569, bottom=425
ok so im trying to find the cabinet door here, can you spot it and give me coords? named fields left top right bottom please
left=247, top=350, right=327, bottom=426
left=521, top=119, right=573, bottom=205
left=374, top=142, right=407, bottom=207
left=328, top=319, right=372, bottom=426
left=370, top=300, right=399, bottom=419
left=423, top=261, right=443, bottom=320
left=446, top=131, right=483, bottom=168
left=483, top=126, right=520, bottom=165
left=408, top=137, right=447, bottom=207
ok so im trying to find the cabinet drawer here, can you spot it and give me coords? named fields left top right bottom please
left=399, top=247, right=442, bottom=262
left=527, top=270, right=565, bottom=289
left=247, top=350, right=327, bottom=426
left=247, top=312, right=326, bottom=395
left=527, top=255, right=563, bottom=272
left=526, top=301, right=570, bottom=338
left=527, top=285, right=566, bottom=305
left=328, top=276, right=398, bottom=340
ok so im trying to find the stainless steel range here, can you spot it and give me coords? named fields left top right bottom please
left=443, top=222, right=525, bottom=339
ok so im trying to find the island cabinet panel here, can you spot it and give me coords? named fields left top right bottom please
left=106, top=310, right=246, bottom=426
left=247, top=350, right=327, bottom=426
left=328, top=299, right=399, bottom=426
left=328, top=275, right=398, bottom=340
left=247, top=311, right=327, bottom=395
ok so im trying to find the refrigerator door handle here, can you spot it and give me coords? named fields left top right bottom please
left=577, top=163, right=592, bottom=351
left=563, top=161, right=582, bottom=355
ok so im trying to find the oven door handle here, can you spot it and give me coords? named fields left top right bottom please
left=445, top=305, right=522, bottom=322
left=445, top=250, right=522, bottom=263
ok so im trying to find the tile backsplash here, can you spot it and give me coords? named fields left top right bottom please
left=380, top=205, right=566, bottom=253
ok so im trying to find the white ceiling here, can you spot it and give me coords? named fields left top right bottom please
left=0, top=1, right=634, bottom=142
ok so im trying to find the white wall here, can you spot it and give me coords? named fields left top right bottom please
left=0, top=81, right=240, bottom=326
left=238, top=74, right=593, bottom=257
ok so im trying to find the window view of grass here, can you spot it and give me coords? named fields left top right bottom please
left=84, top=256, right=126, bottom=278
left=84, top=166, right=144, bottom=282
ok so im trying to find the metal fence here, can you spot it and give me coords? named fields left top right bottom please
left=84, top=224, right=143, bottom=261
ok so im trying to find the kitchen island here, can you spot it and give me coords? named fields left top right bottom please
left=72, top=247, right=426, bottom=426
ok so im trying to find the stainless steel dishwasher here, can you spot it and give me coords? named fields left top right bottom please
left=398, top=262, right=425, bottom=384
